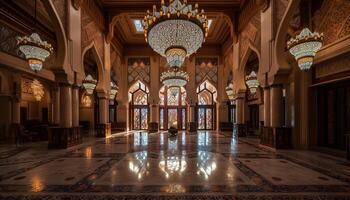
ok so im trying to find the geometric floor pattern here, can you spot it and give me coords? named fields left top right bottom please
left=0, top=131, right=350, bottom=200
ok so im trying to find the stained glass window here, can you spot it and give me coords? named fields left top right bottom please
left=129, top=80, right=149, bottom=130
left=197, top=80, right=216, bottom=130
left=168, top=109, right=178, bottom=128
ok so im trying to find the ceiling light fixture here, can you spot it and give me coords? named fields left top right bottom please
left=287, top=28, right=323, bottom=71
left=17, top=0, right=53, bottom=72
left=143, top=0, right=208, bottom=68
left=83, top=75, right=97, bottom=95
left=245, top=71, right=259, bottom=94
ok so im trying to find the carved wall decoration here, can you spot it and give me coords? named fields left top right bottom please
left=52, top=0, right=67, bottom=30
left=314, top=52, right=350, bottom=80
left=195, top=57, right=218, bottom=86
left=21, top=78, right=33, bottom=95
left=127, top=57, right=151, bottom=86
left=0, top=25, right=25, bottom=59
left=314, top=0, right=350, bottom=45
left=275, top=0, right=290, bottom=30
left=81, top=6, right=104, bottom=62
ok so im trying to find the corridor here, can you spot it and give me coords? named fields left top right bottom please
left=0, top=132, right=349, bottom=199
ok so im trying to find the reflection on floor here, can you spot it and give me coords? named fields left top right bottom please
left=0, top=131, right=349, bottom=199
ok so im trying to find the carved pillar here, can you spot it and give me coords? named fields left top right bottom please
left=270, top=85, right=284, bottom=127
left=188, top=104, right=197, bottom=132
left=60, top=84, right=73, bottom=128
left=96, top=91, right=111, bottom=137
left=72, top=85, right=80, bottom=127
left=53, top=87, right=60, bottom=125
left=263, top=87, right=270, bottom=127
left=49, top=83, right=82, bottom=149
left=149, top=103, right=159, bottom=133
left=235, top=97, right=247, bottom=137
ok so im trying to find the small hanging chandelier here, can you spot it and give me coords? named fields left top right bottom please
left=110, top=81, right=119, bottom=100
left=31, top=79, right=44, bottom=101
left=245, top=71, right=259, bottom=94
left=161, top=67, right=189, bottom=87
left=225, top=83, right=234, bottom=101
left=287, top=28, right=323, bottom=71
left=83, top=75, right=97, bottom=95
left=17, top=0, right=53, bottom=72
left=143, top=0, right=208, bottom=68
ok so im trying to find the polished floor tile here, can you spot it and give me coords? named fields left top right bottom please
left=0, top=131, right=349, bottom=199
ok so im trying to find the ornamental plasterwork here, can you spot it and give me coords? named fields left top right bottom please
left=314, top=0, right=350, bottom=45
left=0, top=25, right=25, bottom=59
left=128, top=57, right=151, bottom=86
left=195, top=57, right=218, bottom=85
left=314, top=52, right=350, bottom=79
left=72, top=0, right=84, bottom=10
left=21, top=78, right=33, bottom=95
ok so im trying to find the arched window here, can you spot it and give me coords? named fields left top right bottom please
left=129, top=81, right=149, bottom=130
left=159, top=86, right=187, bottom=130
left=197, top=80, right=217, bottom=130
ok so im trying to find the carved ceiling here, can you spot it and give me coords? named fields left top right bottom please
left=98, top=0, right=242, bottom=46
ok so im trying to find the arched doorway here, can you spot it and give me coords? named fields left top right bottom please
left=159, top=86, right=187, bottom=130
left=129, top=81, right=149, bottom=130
left=244, top=51, right=261, bottom=135
left=197, top=80, right=217, bottom=130
left=80, top=48, right=100, bottom=135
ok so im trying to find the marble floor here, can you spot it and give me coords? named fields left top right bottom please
left=0, top=131, right=350, bottom=200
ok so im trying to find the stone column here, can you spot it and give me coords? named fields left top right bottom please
left=49, top=83, right=82, bottom=149
left=263, top=87, right=270, bottom=127
left=149, top=103, right=159, bottom=132
left=72, top=85, right=80, bottom=127
left=53, top=87, right=60, bottom=125
left=270, top=85, right=284, bottom=127
left=96, top=92, right=111, bottom=137
left=12, top=98, right=20, bottom=124
left=60, top=84, right=72, bottom=128
left=235, top=97, right=246, bottom=136
left=188, top=104, right=197, bottom=132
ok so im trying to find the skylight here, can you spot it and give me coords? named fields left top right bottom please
left=134, top=19, right=144, bottom=32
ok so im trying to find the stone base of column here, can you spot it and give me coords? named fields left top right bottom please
left=220, top=122, right=234, bottom=132
left=260, top=127, right=292, bottom=149
left=96, top=123, right=111, bottom=138
left=187, top=122, right=197, bottom=132
left=48, top=127, right=82, bottom=149
left=346, top=134, right=350, bottom=160
left=235, top=124, right=247, bottom=137
left=148, top=122, right=159, bottom=133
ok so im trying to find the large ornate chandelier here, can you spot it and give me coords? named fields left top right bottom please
left=31, top=79, right=44, bottom=101
left=83, top=75, right=97, bottom=95
left=287, top=28, right=323, bottom=71
left=142, top=0, right=208, bottom=68
left=17, top=33, right=53, bottom=72
left=245, top=71, right=259, bottom=94
left=161, top=67, right=189, bottom=87
left=110, top=81, right=119, bottom=100
left=17, top=0, right=53, bottom=72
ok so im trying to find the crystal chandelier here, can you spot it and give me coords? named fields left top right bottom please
left=83, top=75, right=97, bottom=95
left=110, top=81, right=119, bottom=100
left=245, top=71, right=259, bottom=94
left=31, top=79, right=44, bottom=101
left=287, top=28, right=323, bottom=71
left=17, top=0, right=53, bottom=72
left=143, top=0, right=208, bottom=68
left=161, top=67, right=189, bottom=87
left=225, top=83, right=234, bottom=101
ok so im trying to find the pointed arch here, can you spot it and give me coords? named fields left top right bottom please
left=82, top=42, right=105, bottom=87
left=42, top=0, right=68, bottom=71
